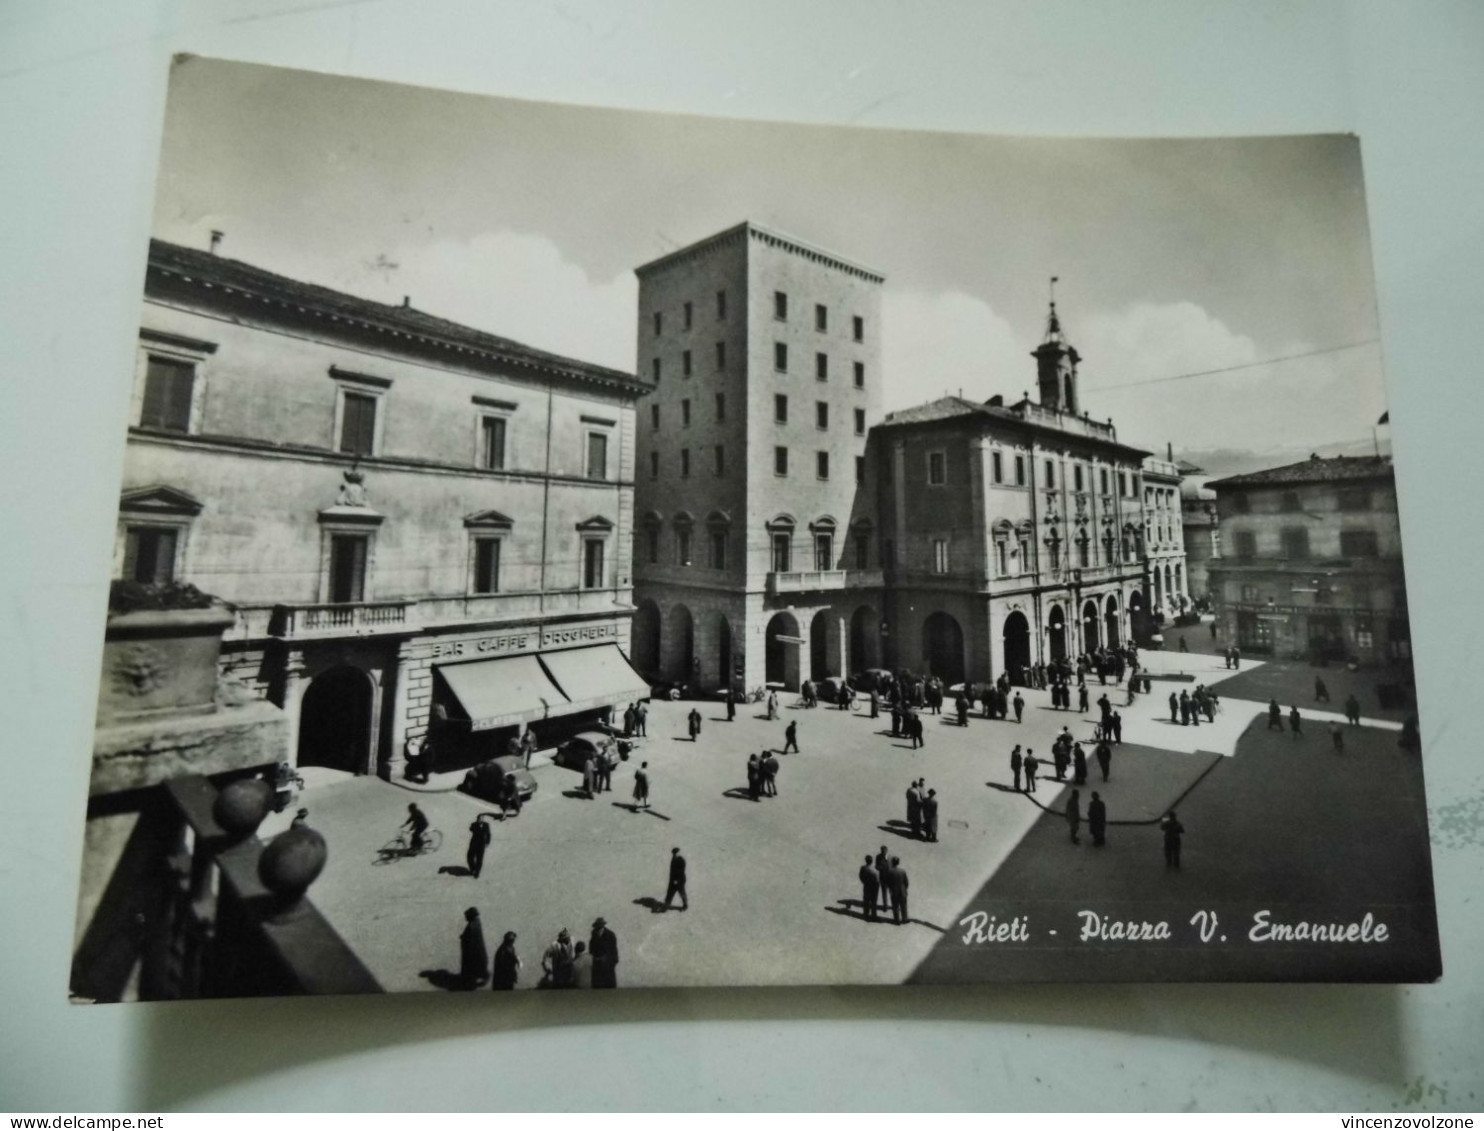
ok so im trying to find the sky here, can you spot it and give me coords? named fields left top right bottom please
left=150, top=58, right=1393, bottom=475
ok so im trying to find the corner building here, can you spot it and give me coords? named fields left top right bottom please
left=631, top=223, right=885, bottom=691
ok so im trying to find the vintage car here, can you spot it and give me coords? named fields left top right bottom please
left=460, top=755, right=538, bottom=804
left=551, top=730, right=626, bottom=773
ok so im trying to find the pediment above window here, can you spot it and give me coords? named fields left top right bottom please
left=119, top=485, right=204, bottom=517
left=576, top=515, right=615, bottom=532
left=464, top=509, right=515, bottom=530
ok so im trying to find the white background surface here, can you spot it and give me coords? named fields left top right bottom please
left=2, top=0, right=1481, bottom=1112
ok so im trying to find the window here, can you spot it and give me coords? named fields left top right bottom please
left=1016, top=456, right=1027, bottom=486
left=1281, top=491, right=1302, bottom=513
left=855, top=455, right=865, bottom=484
left=1338, top=488, right=1372, bottom=512
left=650, top=404, right=660, bottom=429
left=1100, top=468, right=1109, bottom=495
left=123, top=526, right=178, bottom=583
left=646, top=526, right=659, bottom=564
left=339, top=391, right=378, bottom=456
left=140, top=356, right=194, bottom=432
left=716, top=341, right=726, bottom=370
left=472, top=538, right=501, bottom=594
left=1119, top=471, right=1129, bottom=496
left=775, top=446, right=788, bottom=476
left=852, top=315, right=864, bottom=342
left=1233, top=530, right=1257, bottom=559
left=1340, top=529, right=1380, bottom=557
left=652, top=358, right=661, bottom=383
left=854, top=408, right=865, bottom=436
left=479, top=415, right=507, bottom=471
left=1044, top=460, right=1055, bottom=488
left=995, top=540, right=1008, bottom=576
left=815, top=303, right=828, bottom=332
left=933, top=539, right=949, bottom=574
left=683, top=301, right=693, bottom=330
left=586, top=432, right=609, bottom=480
left=854, top=534, right=869, bottom=569
left=853, top=361, right=865, bottom=388
left=653, top=311, right=662, bottom=336
left=816, top=451, right=830, bottom=480
left=717, top=290, right=727, bottom=319
left=328, top=534, right=368, bottom=603
left=772, top=532, right=792, bottom=572
left=583, top=539, right=606, bottom=589
left=1281, top=527, right=1310, bottom=560
left=681, top=398, right=691, bottom=427
left=1076, top=534, right=1090, bottom=568
left=1241, top=584, right=1260, bottom=602
left=682, top=350, right=692, bottom=377
left=992, top=451, right=1003, bottom=484
left=675, top=527, right=692, bottom=566
left=714, top=444, right=725, bottom=477
left=1048, top=538, right=1061, bottom=571
left=775, top=394, right=788, bottom=423
left=1017, top=537, right=1030, bottom=570
left=928, top=451, right=946, bottom=486
left=814, top=533, right=833, bottom=571
left=649, top=451, right=659, bottom=479
left=709, top=530, right=727, bottom=570
left=775, top=342, right=788, bottom=371
left=680, top=448, right=691, bottom=478
left=816, top=352, right=828, bottom=381
left=715, top=393, right=726, bottom=421
left=774, top=292, right=788, bottom=320
left=1231, top=493, right=1250, bottom=514
left=816, top=401, right=829, bottom=430
left=1074, top=464, right=1084, bottom=492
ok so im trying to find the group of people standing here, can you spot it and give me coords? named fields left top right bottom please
left=454, top=913, right=620, bottom=991
left=904, top=778, right=939, bottom=841
left=857, top=848, right=911, bottom=925
left=1170, top=685, right=1219, bottom=726
left=745, top=751, right=781, bottom=800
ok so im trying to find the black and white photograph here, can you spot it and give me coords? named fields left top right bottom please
left=70, top=55, right=1439, bottom=1002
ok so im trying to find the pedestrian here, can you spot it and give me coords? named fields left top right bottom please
left=1023, top=750, right=1040, bottom=794
left=522, top=728, right=537, bottom=764
left=1315, top=676, right=1330, bottom=704
left=688, top=706, right=702, bottom=742
left=596, top=748, right=612, bottom=793
left=1210, top=620, right=1218, bottom=641
left=1179, top=690, right=1191, bottom=726
left=491, top=930, right=520, bottom=990
left=1268, top=699, right=1283, bottom=731
left=568, top=941, right=594, bottom=989
left=466, top=814, right=493, bottom=878
left=922, top=789, right=940, bottom=842
left=763, top=752, right=780, bottom=796
left=635, top=700, right=649, bottom=736
left=887, top=856, right=910, bottom=925
left=1095, top=740, right=1112, bottom=783
left=1067, top=788, right=1082, bottom=845
left=890, top=703, right=901, bottom=737
left=906, top=780, right=923, bottom=839
left=1345, top=693, right=1361, bottom=727
left=582, top=754, right=597, bottom=799
left=1088, top=792, right=1107, bottom=847
left=1013, top=692, right=1025, bottom=722
left=1289, top=705, right=1303, bottom=738
left=458, top=908, right=489, bottom=990
left=870, top=688, right=880, bottom=719
left=784, top=719, right=800, bottom=754
left=1010, top=745, right=1023, bottom=792
left=1073, top=743, right=1088, bottom=785
left=858, top=855, right=880, bottom=920
left=1179, top=635, right=1188, bottom=653
left=875, top=846, right=893, bottom=915
left=590, top=918, right=619, bottom=988
left=1161, top=810, right=1185, bottom=869
left=726, top=686, right=736, bottom=721
left=956, top=694, right=969, bottom=727
left=1112, top=711, right=1123, bottom=745
left=542, top=928, right=575, bottom=988
left=633, top=761, right=651, bottom=808
left=746, top=753, right=762, bottom=801
left=1078, top=684, right=1090, bottom=713
left=1330, top=721, right=1345, bottom=754
left=502, top=772, right=523, bottom=819
left=665, top=847, right=689, bottom=911
left=909, top=711, right=924, bottom=749
left=623, top=703, right=636, bottom=737
left=1170, top=691, right=1180, bottom=724
left=766, top=690, right=778, bottom=720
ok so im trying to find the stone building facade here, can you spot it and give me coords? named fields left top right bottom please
left=1206, top=454, right=1409, bottom=666
left=1178, top=459, right=1221, bottom=603
left=1141, top=453, right=1190, bottom=624
left=631, top=223, right=884, bottom=692
left=119, top=239, right=649, bottom=781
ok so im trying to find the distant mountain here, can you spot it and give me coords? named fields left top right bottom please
left=1174, top=436, right=1388, bottom=480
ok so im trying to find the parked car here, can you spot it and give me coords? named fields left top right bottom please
left=552, top=730, right=624, bottom=772
left=461, top=755, right=538, bottom=804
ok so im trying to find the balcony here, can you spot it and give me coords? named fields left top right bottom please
left=768, top=568, right=884, bottom=595
left=270, top=600, right=414, bottom=639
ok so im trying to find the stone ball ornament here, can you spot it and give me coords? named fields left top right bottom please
left=259, top=823, right=329, bottom=911
left=212, top=778, right=273, bottom=839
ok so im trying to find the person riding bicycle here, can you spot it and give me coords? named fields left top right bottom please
left=402, top=802, right=430, bottom=852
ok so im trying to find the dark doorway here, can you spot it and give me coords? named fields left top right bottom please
left=1104, top=595, right=1121, bottom=648
left=1081, top=599, right=1101, bottom=652
left=921, top=611, right=965, bottom=686
left=297, top=665, right=372, bottom=774
left=765, top=612, right=801, bottom=689
left=1048, top=605, right=1068, bottom=663
left=671, top=604, right=695, bottom=684
left=632, top=599, right=661, bottom=678
left=809, top=610, right=832, bottom=683
left=1003, top=611, right=1031, bottom=682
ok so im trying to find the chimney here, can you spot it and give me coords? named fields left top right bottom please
left=209, top=230, right=224, bottom=255
left=402, top=296, right=411, bottom=308
left=1167, top=442, right=1173, bottom=462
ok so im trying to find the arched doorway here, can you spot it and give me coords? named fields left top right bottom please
left=849, top=605, right=879, bottom=674
left=1152, top=567, right=1163, bottom=609
left=1129, top=589, right=1150, bottom=645
left=809, top=610, right=831, bottom=683
left=1082, top=599, right=1101, bottom=652
left=1104, top=594, right=1121, bottom=648
left=670, top=604, right=695, bottom=684
left=1003, top=611, right=1031, bottom=682
left=765, top=611, right=801, bottom=690
left=632, top=598, right=661, bottom=677
left=717, top=615, right=734, bottom=690
left=921, top=611, right=965, bottom=685
left=298, top=665, right=373, bottom=774
left=1048, top=604, right=1068, bottom=663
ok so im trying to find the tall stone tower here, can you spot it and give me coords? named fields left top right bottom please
left=1031, top=282, right=1080, bottom=414
left=629, top=222, right=885, bottom=692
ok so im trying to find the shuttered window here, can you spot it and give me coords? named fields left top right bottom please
left=329, top=535, right=368, bottom=602
left=140, top=357, right=194, bottom=432
left=473, top=538, right=500, bottom=594
left=339, top=392, right=377, bottom=456
left=124, top=526, right=178, bottom=583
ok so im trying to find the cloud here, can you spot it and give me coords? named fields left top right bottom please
left=880, top=290, right=1029, bottom=411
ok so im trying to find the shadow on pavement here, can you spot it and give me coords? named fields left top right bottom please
left=632, top=897, right=669, bottom=914
left=610, top=802, right=671, bottom=821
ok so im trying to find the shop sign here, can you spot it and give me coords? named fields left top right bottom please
left=427, top=619, right=619, bottom=660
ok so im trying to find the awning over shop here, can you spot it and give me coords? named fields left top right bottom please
left=436, top=654, right=569, bottom=731
left=539, top=645, right=651, bottom=713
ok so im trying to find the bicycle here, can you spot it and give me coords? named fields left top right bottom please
left=374, top=826, right=444, bottom=864
left=746, top=686, right=767, bottom=704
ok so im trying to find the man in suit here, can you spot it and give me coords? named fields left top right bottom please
left=466, top=814, right=493, bottom=878
left=664, top=847, right=688, bottom=912
left=922, top=789, right=940, bottom=842
left=726, top=686, right=736, bottom=721
left=906, top=781, right=923, bottom=839
left=1023, top=750, right=1040, bottom=794
left=858, top=855, right=880, bottom=921
left=875, top=847, right=892, bottom=915
left=763, top=752, right=780, bottom=796
left=1161, top=811, right=1185, bottom=870
left=1095, top=740, right=1112, bottom=783
left=887, top=856, right=910, bottom=925
left=783, top=720, right=800, bottom=754
left=1088, top=791, right=1107, bottom=847
left=1010, top=745, right=1023, bottom=792
left=589, top=918, right=619, bottom=988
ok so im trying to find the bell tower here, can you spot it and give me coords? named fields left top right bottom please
left=1032, top=277, right=1080, bottom=414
